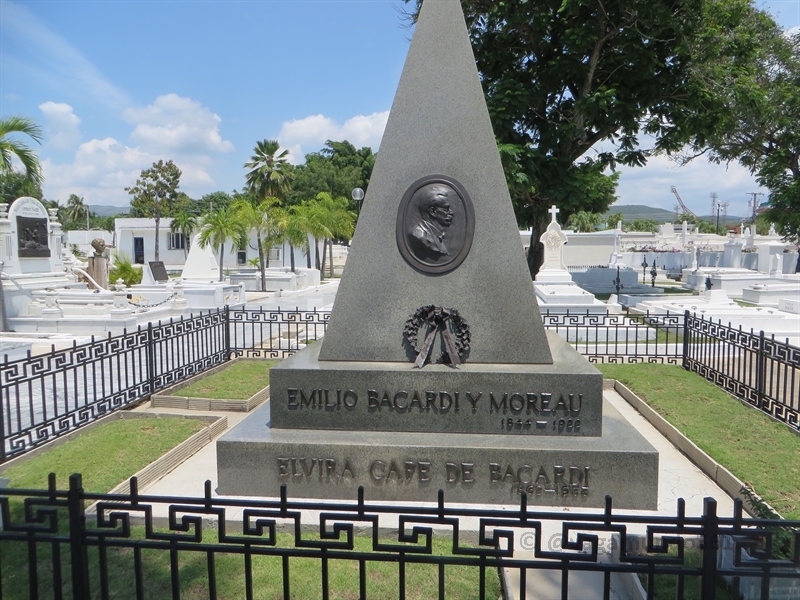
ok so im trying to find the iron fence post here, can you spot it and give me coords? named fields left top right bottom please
left=756, top=330, right=766, bottom=409
left=68, top=473, right=90, bottom=598
left=224, top=305, right=231, bottom=359
left=701, top=497, right=719, bottom=599
left=682, top=310, right=690, bottom=370
left=0, top=368, right=5, bottom=464
left=147, top=321, right=156, bottom=395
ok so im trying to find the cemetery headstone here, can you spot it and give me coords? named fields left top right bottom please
left=148, top=261, right=169, bottom=283
left=217, top=0, right=658, bottom=509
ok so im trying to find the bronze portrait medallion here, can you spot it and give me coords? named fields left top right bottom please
left=396, top=175, right=475, bottom=274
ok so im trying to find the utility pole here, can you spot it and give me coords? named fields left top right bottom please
left=710, top=192, right=719, bottom=234
left=747, top=192, right=764, bottom=225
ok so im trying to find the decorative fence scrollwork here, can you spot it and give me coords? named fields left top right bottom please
left=1, top=307, right=797, bottom=462
left=0, top=476, right=797, bottom=599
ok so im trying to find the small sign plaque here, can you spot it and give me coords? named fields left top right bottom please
left=149, top=261, right=169, bottom=282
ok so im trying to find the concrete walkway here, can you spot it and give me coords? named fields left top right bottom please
left=132, top=385, right=738, bottom=600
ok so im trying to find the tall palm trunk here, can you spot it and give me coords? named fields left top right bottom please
left=154, top=216, right=161, bottom=262
left=328, top=240, right=334, bottom=278
left=289, top=242, right=296, bottom=273
left=257, top=236, right=266, bottom=292
left=218, top=243, right=225, bottom=282
left=320, top=238, right=328, bottom=281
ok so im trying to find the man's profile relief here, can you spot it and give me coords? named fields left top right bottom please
left=409, top=184, right=454, bottom=258
left=396, top=175, right=475, bottom=274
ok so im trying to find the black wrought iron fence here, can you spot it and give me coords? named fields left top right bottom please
left=683, top=312, right=800, bottom=431
left=0, top=308, right=331, bottom=462
left=540, top=310, right=684, bottom=365
left=1, top=307, right=797, bottom=463
left=0, top=475, right=797, bottom=600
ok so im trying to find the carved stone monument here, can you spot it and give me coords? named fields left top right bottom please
left=217, top=0, right=658, bottom=508
left=86, top=238, right=110, bottom=289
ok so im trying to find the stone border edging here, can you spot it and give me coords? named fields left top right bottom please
left=609, top=379, right=781, bottom=518
left=152, top=358, right=270, bottom=412
left=0, top=411, right=220, bottom=474
left=105, top=415, right=228, bottom=497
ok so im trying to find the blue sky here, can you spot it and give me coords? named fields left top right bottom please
left=1, top=0, right=798, bottom=220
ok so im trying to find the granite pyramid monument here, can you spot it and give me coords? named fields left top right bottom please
left=217, top=0, right=658, bottom=508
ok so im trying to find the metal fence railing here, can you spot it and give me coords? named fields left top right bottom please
left=683, top=313, right=800, bottom=431
left=0, top=476, right=797, bottom=600
left=1, top=307, right=797, bottom=462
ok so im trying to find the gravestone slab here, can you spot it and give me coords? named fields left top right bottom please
left=218, top=398, right=657, bottom=509
left=270, top=332, right=602, bottom=436
left=8, top=198, right=50, bottom=259
left=148, top=261, right=169, bottom=283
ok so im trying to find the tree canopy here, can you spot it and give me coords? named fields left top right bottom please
left=403, top=0, right=775, bottom=273
left=0, top=116, right=43, bottom=188
left=0, top=171, right=43, bottom=206
left=125, top=160, right=184, bottom=261
left=287, top=140, right=375, bottom=209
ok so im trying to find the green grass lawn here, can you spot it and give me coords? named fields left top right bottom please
left=1, top=417, right=206, bottom=493
left=176, top=359, right=276, bottom=400
left=599, top=363, right=800, bottom=519
left=0, top=413, right=499, bottom=599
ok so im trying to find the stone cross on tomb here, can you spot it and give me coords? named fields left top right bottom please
left=548, top=205, right=559, bottom=224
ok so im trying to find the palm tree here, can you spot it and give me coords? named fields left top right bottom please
left=66, top=194, right=90, bottom=229
left=197, top=207, right=248, bottom=282
left=0, top=116, right=43, bottom=187
left=170, top=210, right=198, bottom=257
left=232, top=196, right=278, bottom=291
left=244, top=140, right=293, bottom=202
left=311, top=192, right=356, bottom=278
left=268, top=206, right=307, bottom=273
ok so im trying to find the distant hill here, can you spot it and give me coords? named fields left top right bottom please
left=89, top=205, right=130, bottom=217
left=603, top=204, right=746, bottom=224
left=602, top=204, right=677, bottom=222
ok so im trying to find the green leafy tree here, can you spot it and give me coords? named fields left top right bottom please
left=624, top=219, right=660, bottom=234
left=232, top=195, right=279, bottom=290
left=170, top=210, right=199, bottom=257
left=566, top=211, right=603, bottom=233
left=245, top=140, right=293, bottom=203
left=197, top=206, right=248, bottom=282
left=194, top=191, right=232, bottom=214
left=267, top=206, right=308, bottom=273
left=125, top=160, right=182, bottom=261
left=682, top=15, right=800, bottom=270
left=403, top=0, right=770, bottom=275
left=288, top=140, right=375, bottom=210
left=0, top=116, right=43, bottom=188
left=66, top=194, right=89, bottom=230
left=109, top=251, right=143, bottom=287
left=308, top=192, right=356, bottom=278
left=0, top=171, right=43, bottom=205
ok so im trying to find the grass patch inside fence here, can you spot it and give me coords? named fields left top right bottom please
left=599, top=363, right=800, bottom=519
left=0, top=417, right=206, bottom=493
left=176, top=360, right=276, bottom=400
left=1, top=518, right=500, bottom=599
left=636, top=547, right=731, bottom=599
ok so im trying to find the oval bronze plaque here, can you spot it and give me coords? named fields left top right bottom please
left=396, top=175, right=475, bottom=274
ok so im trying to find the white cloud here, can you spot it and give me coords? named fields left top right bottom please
left=123, top=94, right=234, bottom=154
left=2, top=2, right=129, bottom=109
left=39, top=102, right=82, bottom=150
left=38, top=94, right=235, bottom=205
left=278, top=111, right=389, bottom=163
left=612, top=154, right=767, bottom=219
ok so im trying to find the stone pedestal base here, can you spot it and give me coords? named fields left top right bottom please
left=216, top=398, right=658, bottom=509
